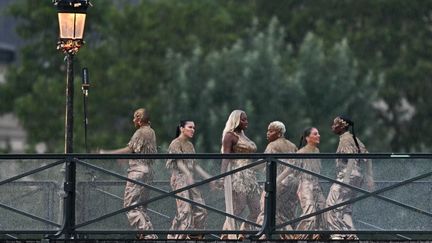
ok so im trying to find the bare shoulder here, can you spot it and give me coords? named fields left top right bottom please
left=223, top=131, right=238, bottom=143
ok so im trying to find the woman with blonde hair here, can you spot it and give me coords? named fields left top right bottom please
left=220, top=110, right=261, bottom=240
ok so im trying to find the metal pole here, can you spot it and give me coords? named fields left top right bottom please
left=65, top=53, right=74, bottom=154
left=253, top=158, right=277, bottom=239
left=64, top=53, right=76, bottom=238
left=83, top=92, right=88, bottom=152
left=264, top=158, right=277, bottom=238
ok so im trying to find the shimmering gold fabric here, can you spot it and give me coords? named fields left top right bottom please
left=222, top=132, right=261, bottom=238
left=230, top=132, right=259, bottom=194
left=167, top=138, right=207, bottom=239
left=326, top=131, right=369, bottom=239
left=127, top=125, right=157, bottom=172
left=256, top=137, right=298, bottom=239
left=124, top=125, right=157, bottom=239
left=295, top=144, right=327, bottom=240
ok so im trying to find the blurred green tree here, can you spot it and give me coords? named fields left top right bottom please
left=253, top=0, right=432, bottom=151
left=0, top=0, right=255, bottom=152
left=162, top=20, right=377, bottom=153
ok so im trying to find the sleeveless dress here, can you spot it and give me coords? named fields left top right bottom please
left=222, top=132, right=261, bottom=239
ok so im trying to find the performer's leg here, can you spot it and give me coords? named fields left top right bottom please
left=168, top=174, right=192, bottom=239
left=124, top=171, right=157, bottom=239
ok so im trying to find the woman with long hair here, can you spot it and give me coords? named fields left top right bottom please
left=166, top=120, right=216, bottom=240
left=220, top=110, right=261, bottom=240
left=325, top=116, right=374, bottom=240
left=294, top=127, right=327, bottom=240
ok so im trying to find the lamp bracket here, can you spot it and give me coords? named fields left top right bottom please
left=57, top=39, right=84, bottom=55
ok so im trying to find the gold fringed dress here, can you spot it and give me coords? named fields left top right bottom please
left=325, top=131, right=370, bottom=239
left=166, top=137, right=207, bottom=239
left=123, top=125, right=157, bottom=239
left=222, top=131, right=261, bottom=239
left=255, top=137, right=298, bottom=239
left=294, top=144, right=327, bottom=239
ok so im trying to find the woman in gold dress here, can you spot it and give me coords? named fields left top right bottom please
left=100, top=108, right=157, bottom=240
left=255, top=121, right=298, bottom=239
left=166, top=120, right=216, bottom=239
left=220, top=110, right=261, bottom=239
left=294, top=127, right=327, bottom=239
left=325, top=116, right=374, bottom=240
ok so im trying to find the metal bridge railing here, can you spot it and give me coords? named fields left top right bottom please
left=0, top=153, right=430, bottom=240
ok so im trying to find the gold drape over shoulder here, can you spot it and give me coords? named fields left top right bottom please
left=222, top=132, right=261, bottom=239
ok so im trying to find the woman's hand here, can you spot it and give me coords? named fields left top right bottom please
left=366, top=176, right=375, bottom=191
left=209, top=181, right=218, bottom=191
left=186, top=175, right=194, bottom=186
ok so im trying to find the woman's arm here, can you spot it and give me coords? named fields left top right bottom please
left=276, top=167, right=290, bottom=184
left=177, top=160, right=194, bottom=185
left=195, top=164, right=211, bottom=180
left=194, top=164, right=218, bottom=190
left=220, top=132, right=237, bottom=174
left=365, top=159, right=375, bottom=190
left=100, top=146, right=131, bottom=154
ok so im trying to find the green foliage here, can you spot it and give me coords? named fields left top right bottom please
left=1, top=0, right=254, bottom=152
left=2, top=0, right=432, bottom=152
left=253, top=0, right=432, bottom=151
left=160, top=18, right=296, bottom=152
left=162, top=20, right=377, bottom=153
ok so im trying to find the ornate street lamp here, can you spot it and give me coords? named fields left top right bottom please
left=56, top=0, right=89, bottom=55
left=54, top=0, right=90, bottom=237
left=54, top=0, right=90, bottom=154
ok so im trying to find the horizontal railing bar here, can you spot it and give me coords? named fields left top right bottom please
left=0, top=230, right=430, bottom=235
left=1, top=153, right=432, bottom=160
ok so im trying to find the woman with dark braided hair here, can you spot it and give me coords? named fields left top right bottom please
left=294, top=127, right=327, bottom=240
left=325, top=116, right=374, bottom=240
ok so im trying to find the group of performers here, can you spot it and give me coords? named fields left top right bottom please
left=101, top=108, right=375, bottom=240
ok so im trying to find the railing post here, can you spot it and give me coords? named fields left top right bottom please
left=254, top=157, right=277, bottom=239
left=64, top=157, right=76, bottom=238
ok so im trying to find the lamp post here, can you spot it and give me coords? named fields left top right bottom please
left=54, top=0, right=90, bottom=237
left=55, top=0, right=89, bottom=153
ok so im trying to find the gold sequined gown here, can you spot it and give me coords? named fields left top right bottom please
left=295, top=144, right=327, bottom=239
left=255, top=137, right=298, bottom=239
left=326, top=131, right=370, bottom=239
left=222, top=132, right=261, bottom=238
